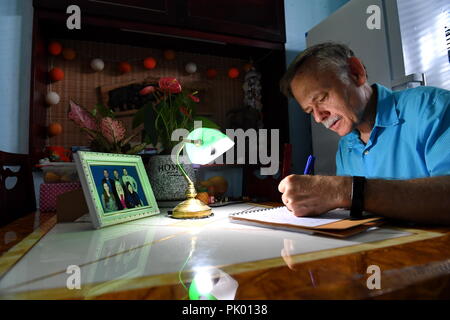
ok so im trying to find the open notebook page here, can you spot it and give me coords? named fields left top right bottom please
left=231, top=206, right=350, bottom=227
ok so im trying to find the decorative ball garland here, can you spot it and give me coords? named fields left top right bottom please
left=45, top=40, right=258, bottom=138
left=90, top=58, right=105, bottom=72
left=47, top=41, right=252, bottom=79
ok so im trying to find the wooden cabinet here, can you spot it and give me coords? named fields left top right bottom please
left=179, top=0, right=285, bottom=43
left=29, top=0, right=288, bottom=164
left=34, top=0, right=177, bottom=26
left=34, top=0, right=285, bottom=43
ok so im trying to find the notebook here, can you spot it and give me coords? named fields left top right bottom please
left=229, top=206, right=383, bottom=238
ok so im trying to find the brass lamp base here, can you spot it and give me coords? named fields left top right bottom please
left=172, top=143, right=213, bottom=219
left=172, top=197, right=212, bottom=219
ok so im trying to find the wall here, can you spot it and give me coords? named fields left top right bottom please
left=284, top=0, right=350, bottom=174
left=0, top=0, right=33, bottom=154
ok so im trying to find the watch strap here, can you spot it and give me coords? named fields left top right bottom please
left=350, top=176, right=366, bottom=220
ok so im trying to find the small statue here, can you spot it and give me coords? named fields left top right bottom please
left=242, top=66, right=263, bottom=128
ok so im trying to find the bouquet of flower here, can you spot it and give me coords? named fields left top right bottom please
left=133, top=77, right=219, bottom=153
left=68, top=100, right=146, bottom=154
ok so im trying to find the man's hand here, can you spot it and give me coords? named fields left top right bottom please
left=278, top=175, right=352, bottom=217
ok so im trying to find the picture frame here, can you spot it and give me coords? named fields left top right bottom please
left=74, top=151, right=159, bottom=228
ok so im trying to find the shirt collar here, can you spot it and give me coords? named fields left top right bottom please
left=373, top=83, right=399, bottom=128
left=344, top=83, right=399, bottom=147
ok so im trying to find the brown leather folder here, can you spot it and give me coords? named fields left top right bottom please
left=230, top=207, right=383, bottom=238
left=56, top=188, right=88, bottom=222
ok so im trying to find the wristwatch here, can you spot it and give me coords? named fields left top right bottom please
left=350, top=176, right=366, bottom=220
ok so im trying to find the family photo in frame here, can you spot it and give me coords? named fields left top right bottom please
left=96, top=166, right=147, bottom=213
left=74, top=151, right=159, bottom=228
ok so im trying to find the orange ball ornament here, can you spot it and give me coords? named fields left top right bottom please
left=62, top=48, right=76, bottom=60
left=206, top=68, right=218, bottom=79
left=49, top=68, right=64, bottom=81
left=228, top=67, right=240, bottom=79
left=243, top=63, right=253, bottom=73
left=48, top=41, right=62, bottom=56
left=118, top=61, right=132, bottom=74
left=143, top=57, right=157, bottom=69
left=163, top=49, right=176, bottom=61
left=48, top=123, right=63, bottom=137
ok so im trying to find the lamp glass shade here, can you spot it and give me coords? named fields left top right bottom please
left=185, top=128, right=234, bottom=165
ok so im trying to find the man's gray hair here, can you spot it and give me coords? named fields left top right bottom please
left=280, top=42, right=366, bottom=98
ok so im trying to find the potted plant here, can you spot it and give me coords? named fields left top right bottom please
left=132, top=77, right=220, bottom=201
left=68, top=100, right=146, bottom=154
left=132, top=77, right=219, bottom=152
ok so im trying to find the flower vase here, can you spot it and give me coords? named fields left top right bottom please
left=146, top=155, right=197, bottom=201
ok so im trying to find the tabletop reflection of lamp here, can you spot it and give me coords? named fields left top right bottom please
left=172, top=128, right=234, bottom=219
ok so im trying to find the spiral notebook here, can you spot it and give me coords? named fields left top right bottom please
left=229, top=206, right=383, bottom=238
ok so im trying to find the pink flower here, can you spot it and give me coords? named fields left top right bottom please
left=68, top=100, right=97, bottom=131
left=139, top=86, right=156, bottom=96
left=158, top=77, right=182, bottom=94
left=100, top=117, right=126, bottom=143
left=188, top=94, right=200, bottom=103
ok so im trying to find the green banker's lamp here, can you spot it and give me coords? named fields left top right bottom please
left=172, top=128, right=234, bottom=219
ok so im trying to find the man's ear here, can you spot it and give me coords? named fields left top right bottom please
left=347, top=57, right=367, bottom=86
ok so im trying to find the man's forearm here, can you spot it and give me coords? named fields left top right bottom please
left=341, top=176, right=450, bottom=225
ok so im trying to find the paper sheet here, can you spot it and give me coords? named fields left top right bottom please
left=231, top=206, right=350, bottom=227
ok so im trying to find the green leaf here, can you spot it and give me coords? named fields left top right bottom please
left=95, top=103, right=115, bottom=118
left=126, top=142, right=147, bottom=155
left=132, top=106, right=147, bottom=129
left=120, top=130, right=141, bottom=147
left=95, top=132, right=114, bottom=152
left=143, top=133, right=156, bottom=145
left=144, top=104, right=158, bottom=146
left=80, top=127, right=99, bottom=140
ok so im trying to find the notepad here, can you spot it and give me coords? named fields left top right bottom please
left=229, top=206, right=383, bottom=238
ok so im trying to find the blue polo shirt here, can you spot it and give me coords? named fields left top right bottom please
left=336, top=84, right=450, bottom=179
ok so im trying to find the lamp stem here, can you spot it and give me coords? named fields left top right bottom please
left=176, top=142, right=194, bottom=186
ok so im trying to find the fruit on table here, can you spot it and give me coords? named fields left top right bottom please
left=199, top=176, right=228, bottom=197
left=196, top=192, right=209, bottom=204
left=60, top=174, right=75, bottom=183
left=44, top=171, right=61, bottom=183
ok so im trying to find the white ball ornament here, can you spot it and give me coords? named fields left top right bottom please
left=90, top=58, right=105, bottom=72
left=45, top=91, right=60, bottom=105
left=185, top=62, right=197, bottom=74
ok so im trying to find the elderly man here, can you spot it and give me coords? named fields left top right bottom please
left=278, top=42, right=450, bottom=225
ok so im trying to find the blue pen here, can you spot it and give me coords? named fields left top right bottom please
left=303, top=155, right=315, bottom=175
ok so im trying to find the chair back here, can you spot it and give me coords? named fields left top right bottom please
left=0, top=151, right=36, bottom=226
